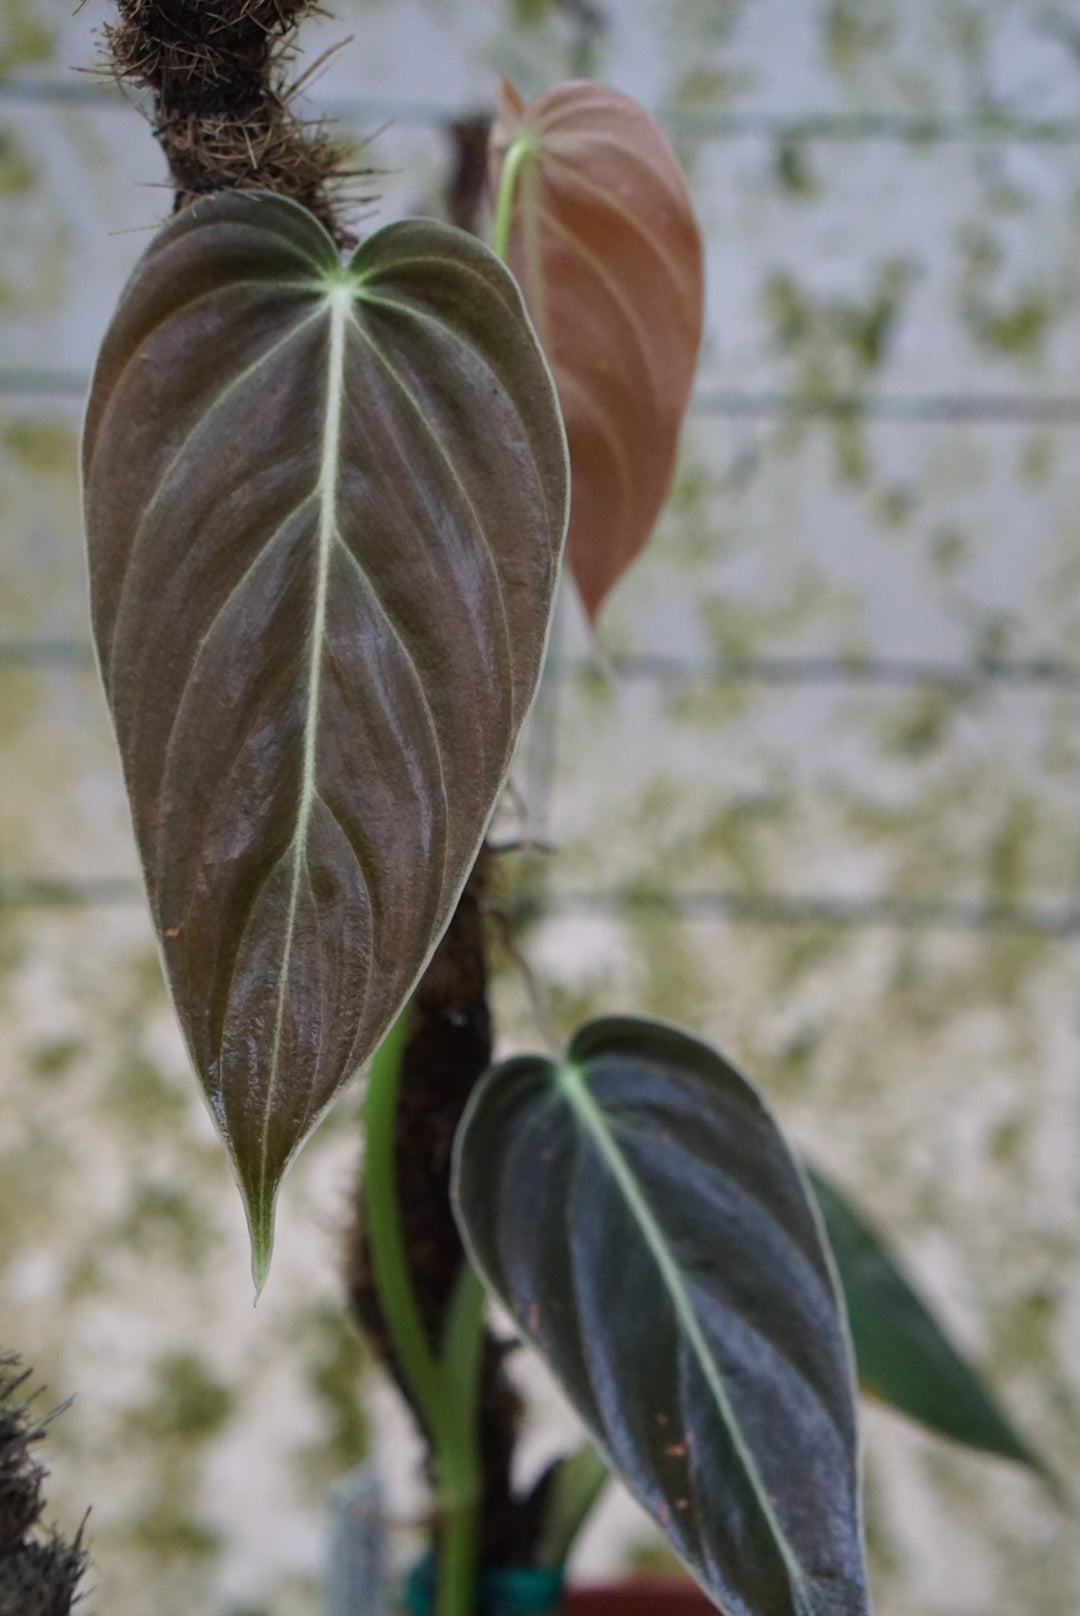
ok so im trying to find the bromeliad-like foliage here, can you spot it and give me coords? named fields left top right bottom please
left=490, top=81, right=704, bottom=621
left=453, top=1017, right=872, bottom=1616
left=82, top=191, right=569, bottom=1286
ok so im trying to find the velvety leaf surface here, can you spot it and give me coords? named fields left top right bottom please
left=83, top=192, right=568, bottom=1284
left=807, top=1168, right=1045, bottom=1476
left=490, top=81, right=704, bottom=621
left=453, top=1017, right=870, bottom=1616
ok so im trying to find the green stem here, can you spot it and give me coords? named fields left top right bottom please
left=492, top=134, right=536, bottom=262
left=362, top=1007, right=444, bottom=1433
left=433, top=1265, right=486, bottom=1616
left=362, top=1011, right=487, bottom=1616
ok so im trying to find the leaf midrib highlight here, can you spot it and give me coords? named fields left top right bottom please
left=253, top=284, right=350, bottom=1269
left=555, top=1058, right=819, bottom=1615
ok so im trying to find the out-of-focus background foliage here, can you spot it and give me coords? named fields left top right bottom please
left=2, top=1, right=1079, bottom=1611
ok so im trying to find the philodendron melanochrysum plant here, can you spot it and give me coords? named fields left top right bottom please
left=81, top=56, right=1047, bottom=1616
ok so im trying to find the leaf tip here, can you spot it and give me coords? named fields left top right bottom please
left=245, top=1188, right=277, bottom=1304
left=495, top=78, right=526, bottom=122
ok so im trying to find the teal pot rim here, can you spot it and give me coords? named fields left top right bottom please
left=401, top=1555, right=565, bottom=1616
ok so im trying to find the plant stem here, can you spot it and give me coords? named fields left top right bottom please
left=433, top=1266, right=486, bottom=1616
left=363, top=1008, right=445, bottom=1431
left=104, top=0, right=354, bottom=243
left=492, top=134, right=536, bottom=262
left=363, top=1013, right=486, bottom=1616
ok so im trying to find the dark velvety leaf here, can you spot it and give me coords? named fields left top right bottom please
left=83, top=192, right=568, bottom=1286
left=807, top=1168, right=1047, bottom=1477
left=453, top=1017, right=870, bottom=1616
left=490, top=81, right=704, bottom=621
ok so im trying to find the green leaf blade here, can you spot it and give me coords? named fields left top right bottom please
left=807, top=1169, right=1047, bottom=1478
left=454, top=1017, right=871, bottom=1616
left=83, top=194, right=569, bottom=1281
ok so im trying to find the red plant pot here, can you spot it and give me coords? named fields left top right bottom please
left=563, top=1580, right=714, bottom=1614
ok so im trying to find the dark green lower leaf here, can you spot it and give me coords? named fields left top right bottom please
left=807, top=1168, right=1049, bottom=1482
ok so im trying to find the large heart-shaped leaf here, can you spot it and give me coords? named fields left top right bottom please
left=82, top=192, right=568, bottom=1286
left=807, top=1168, right=1047, bottom=1478
left=453, top=1018, right=870, bottom=1616
left=490, top=81, right=704, bottom=621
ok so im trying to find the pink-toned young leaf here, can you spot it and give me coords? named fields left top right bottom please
left=82, top=192, right=568, bottom=1288
left=490, top=80, right=704, bottom=622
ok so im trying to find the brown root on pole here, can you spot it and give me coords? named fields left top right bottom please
left=103, top=1, right=361, bottom=245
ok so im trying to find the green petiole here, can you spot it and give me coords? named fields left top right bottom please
left=492, top=133, right=537, bottom=263
left=362, top=1006, right=485, bottom=1616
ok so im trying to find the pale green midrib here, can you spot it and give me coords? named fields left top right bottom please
left=555, top=1061, right=818, bottom=1613
left=325, top=316, right=455, bottom=908
left=256, top=286, right=348, bottom=1210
